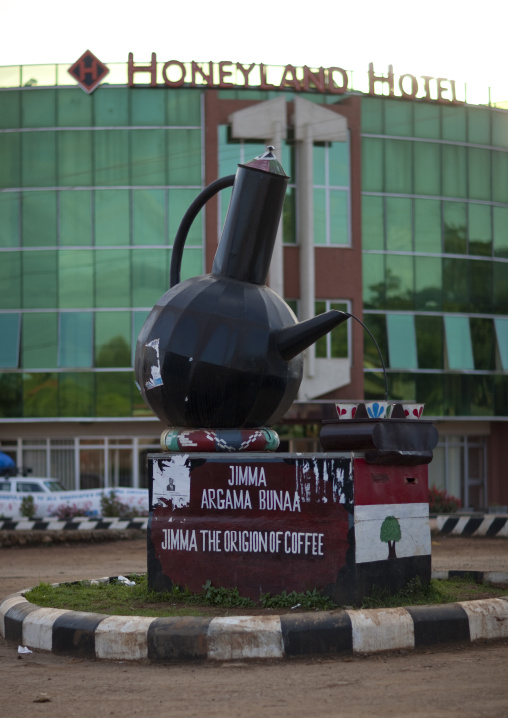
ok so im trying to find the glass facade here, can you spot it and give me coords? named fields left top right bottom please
left=362, top=98, right=508, bottom=417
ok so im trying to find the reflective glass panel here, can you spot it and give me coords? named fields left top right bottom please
left=329, top=190, right=349, bottom=245
left=492, top=112, right=508, bottom=149
left=0, top=374, right=22, bottom=417
left=22, top=191, right=57, bottom=246
left=416, top=373, right=444, bottom=415
left=95, top=312, right=131, bottom=367
left=0, top=313, right=20, bottom=367
left=22, top=131, right=56, bottom=186
left=168, top=189, right=202, bottom=246
left=414, top=256, right=442, bottom=311
left=22, top=312, right=58, bottom=368
left=94, top=88, right=129, bottom=126
left=493, top=206, right=508, bottom=258
left=361, top=138, right=383, bottom=192
left=385, top=254, right=414, bottom=309
left=469, top=374, right=494, bottom=416
left=493, top=262, right=508, bottom=313
left=442, top=145, right=467, bottom=198
left=166, top=89, right=201, bottom=126
left=470, top=258, right=493, bottom=314
left=362, top=195, right=384, bottom=250
left=467, top=107, right=490, bottom=145
left=95, top=190, right=130, bottom=246
left=59, top=312, right=93, bottom=367
left=131, top=89, right=165, bottom=125
left=96, top=372, right=132, bottom=417
left=22, top=250, right=57, bottom=308
left=362, top=253, right=385, bottom=309
left=57, top=88, right=92, bottom=126
left=414, top=142, right=440, bottom=196
left=313, top=188, right=326, bottom=244
left=468, top=148, right=490, bottom=201
left=494, top=376, right=508, bottom=417
left=0, top=191, right=20, bottom=247
left=329, top=140, right=349, bottom=186
left=386, top=197, right=412, bottom=251
left=58, top=130, right=92, bottom=186
left=167, top=129, right=201, bottom=185
left=131, top=130, right=166, bottom=185
left=442, top=106, right=466, bottom=142
left=468, top=203, right=492, bottom=256
left=362, top=313, right=387, bottom=369
left=492, top=152, right=508, bottom=204
left=361, top=97, right=383, bottom=134
left=60, top=190, right=92, bottom=246
left=313, top=144, right=326, bottom=185
left=94, top=130, right=129, bottom=186
left=386, top=314, right=417, bottom=369
left=0, top=91, right=20, bottom=129
left=443, top=257, right=469, bottom=312
left=470, top=317, right=495, bottom=371
left=414, top=198, right=441, bottom=252
left=132, top=248, right=169, bottom=307
left=95, top=249, right=131, bottom=307
left=443, top=201, right=467, bottom=254
left=132, top=189, right=165, bottom=245
left=494, top=318, right=508, bottom=371
left=23, top=373, right=58, bottom=418
left=58, top=249, right=94, bottom=308
left=415, top=315, right=443, bottom=369
left=384, top=100, right=412, bottom=136
left=59, top=372, right=94, bottom=417
left=21, top=89, right=55, bottom=127
left=385, top=139, right=412, bottom=194
left=413, top=103, right=440, bottom=139
left=132, top=310, right=150, bottom=364
left=0, top=251, right=21, bottom=308
left=0, top=133, right=20, bottom=188
left=444, top=315, right=474, bottom=370
left=388, top=373, right=416, bottom=403
left=180, top=247, right=203, bottom=281
left=283, top=187, right=296, bottom=244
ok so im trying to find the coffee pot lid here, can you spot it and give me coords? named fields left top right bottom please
left=240, top=146, right=289, bottom=177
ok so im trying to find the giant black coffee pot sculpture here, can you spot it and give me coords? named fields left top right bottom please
left=135, top=148, right=350, bottom=429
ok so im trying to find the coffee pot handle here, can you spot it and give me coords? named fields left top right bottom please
left=169, top=175, right=236, bottom=288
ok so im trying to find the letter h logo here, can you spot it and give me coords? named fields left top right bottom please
left=68, top=50, right=109, bottom=94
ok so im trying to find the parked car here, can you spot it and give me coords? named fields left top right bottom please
left=0, top=477, right=67, bottom=494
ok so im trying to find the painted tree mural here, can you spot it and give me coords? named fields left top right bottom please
left=380, top=515, right=401, bottom=559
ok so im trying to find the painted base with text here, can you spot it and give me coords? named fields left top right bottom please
left=147, top=453, right=431, bottom=604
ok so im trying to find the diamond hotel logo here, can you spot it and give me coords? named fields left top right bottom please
left=68, top=50, right=109, bottom=94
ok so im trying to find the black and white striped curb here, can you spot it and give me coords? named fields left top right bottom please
left=431, top=515, right=508, bottom=537
left=2, top=579, right=507, bottom=662
left=0, top=518, right=147, bottom=531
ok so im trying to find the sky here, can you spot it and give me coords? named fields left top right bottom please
left=1, top=0, right=506, bottom=102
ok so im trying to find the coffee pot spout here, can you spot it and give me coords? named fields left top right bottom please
left=277, top=310, right=351, bottom=361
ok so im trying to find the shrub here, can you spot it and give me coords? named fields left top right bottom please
left=51, top=503, right=89, bottom=520
left=20, top=494, right=36, bottom=519
left=429, top=486, right=461, bottom=513
left=100, top=490, right=147, bottom=519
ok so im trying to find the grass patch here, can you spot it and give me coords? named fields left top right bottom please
left=23, top=574, right=507, bottom=618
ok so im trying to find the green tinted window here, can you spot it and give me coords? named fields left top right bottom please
left=494, top=376, right=508, bottom=416
left=414, top=198, right=441, bottom=252
left=21, top=90, right=55, bottom=128
left=442, top=145, right=467, bottom=198
left=0, top=192, right=20, bottom=247
left=361, top=97, right=383, bottom=134
left=329, top=140, right=349, bottom=186
left=313, top=188, right=326, bottom=245
left=384, top=100, right=412, bottom=137
left=22, top=132, right=56, bottom=186
left=493, top=262, right=508, bottom=313
left=414, top=256, right=442, bottom=311
left=168, top=189, right=202, bottom=246
left=131, top=89, right=165, bottom=125
left=95, top=190, right=130, bottom=246
left=282, top=187, right=296, bottom=244
left=492, top=111, right=508, bottom=149
left=444, top=315, right=474, bottom=370
left=180, top=247, right=203, bottom=281
left=414, top=142, right=440, bottom=196
left=470, top=317, right=495, bottom=371
left=468, top=148, right=490, bottom=201
left=413, top=103, right=440, bottom=139
left=329, top=190, right=349, bottom=245
left=0, top=251, right=21, bottom=308
left=362, top=253, right=385, bottom=308
left=362, top=195, right=384, bottom=250
left=470, top=259, right=493, bottom=313
left=443, top=257, right=469, bottom=312
left=385, top=139, right=412, bottom=194
left=22, top=250, right=57, bottom=308
left=94, top=130, right=129, bottom=186
left=94, top=88, right=129, bottom=126
left=167, top=89, right=201, bottom=126
left=0, top=91, right=20, bottom=129
left=0, top=374, right=22, bottom=417
left=313, top=144, right=326, bottom=185
left=386, top=197, right=412, bottom=251
left=389, top=373, right=417, bottom=403
left=494, top=318, right=508, bottom=370
left=167, top=130, right=201, bottom=185
left=95, top=249, right=131, bottom=307
left=362, top=138, right=383, bottom=192
left=60, top=190, right=92, bottom=246
left=362, top=314, right=387, bottom=369
left=468, top=203, right=492, bottom=256
left=469, top=375, right=494, bottom=416
left=132, top=248, right=168, bottom=307
left=492, top=151, right=508, bottom=204
left=96, top=372, right=132, bottom=417
left=218, top=125, right=240, bottom=176
left=59, top=373, right=94, bottom=417
left=468, top=107, right=490, bottom=145
left=0, top=133, right=20, bottom=188
left=58, top=130, right=92, bottom=186
left=23, top=373, right=58, bottom=418
left=443, top=201, right=467, bottom=254
left=314, top=301, right=348, bottom=358
left=22, top=191, right=57, bottom=247
left=415, top=315, right=443, bottom=369
left=132, top=189, right=165, bottom=245
left=0, top=313, right=20, bottom=367
left=493, top=206, right=508, bottom=258
left=385, top=254, right=414, bottom=309
left=386, top=314, right=417, bottom=368
left=95, top=312, right=131, bottom=367
left=22, top=312, right=58, bottom=368
left=58, top=249, right=94, bottom=308
left=57, top=88, right=92, bottom=126
left=442, top=106, right=466, bottom=142
left=131, top=130, right=166, bottom=185
left=132, top=310, right=150, bottom=362
left=59, top=312, right=93, bottom=367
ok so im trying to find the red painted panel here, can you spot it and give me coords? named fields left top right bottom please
left=353, top=458, right=428, bottom=506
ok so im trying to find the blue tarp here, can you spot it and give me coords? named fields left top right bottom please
left=0, top=451, right=15, bottom=469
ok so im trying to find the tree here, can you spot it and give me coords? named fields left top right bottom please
left=380, top=515, right=401, bottom=560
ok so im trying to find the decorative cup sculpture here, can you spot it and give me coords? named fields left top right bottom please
left=135, top=148, right=350, bottom=429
